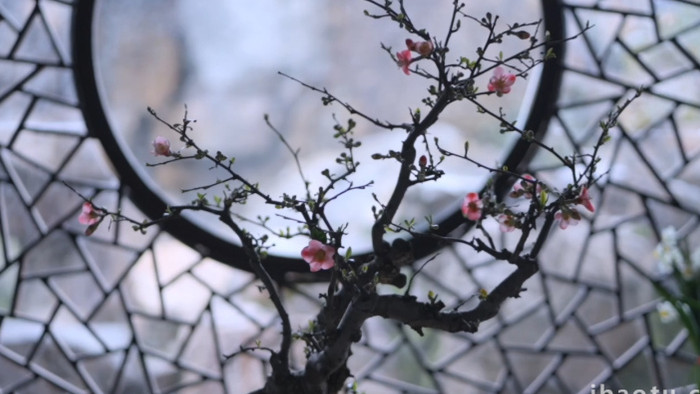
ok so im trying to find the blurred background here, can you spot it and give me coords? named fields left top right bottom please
left=1, top=0, right=700, bottom=393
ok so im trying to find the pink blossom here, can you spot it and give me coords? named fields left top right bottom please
left=406, top=39, right=434, bottom=57
left=577, top=187, right=595, bottom=213
left=487, top=67, right=516, bottom=97
left=510, top=174, right=540, bottom=199
left=498, top=214, right=517, bottom=232
left=78, top=202, right=102, bottom=236
left=461, top=192, right=483, bottom=221
left=152, top=136, right=172, bottom=157
left=301, top=240, right=336, bottom=272
left=397, top=49, right=412, bottom=75
left=555, top=209, right=581, bottom=230
left=78, top=202, right=100, bottom=226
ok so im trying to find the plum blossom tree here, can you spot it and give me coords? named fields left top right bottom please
left=70, top=1, right=638, bottom=392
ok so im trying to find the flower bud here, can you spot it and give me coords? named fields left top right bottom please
left=406, top=38, right=434, bottom=56
left=414, top=40, right=434, bottom=56
left=514, top=30, right=530, bottom=39
left=152, top=136, right=172, bottom=157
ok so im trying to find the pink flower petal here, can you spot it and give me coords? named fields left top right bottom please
left=498, top=214, right=516, bottom=232
left=301, top=240, right=336, bottom=272
left=487, top=67, right=516, bottom=97
left=461, top=193, right=483, bottom=221
left=397, top=50, right=412, bottom=75
left=78, top=202, right=100, bottom=226
left=578, top=187, right=595, bottom=212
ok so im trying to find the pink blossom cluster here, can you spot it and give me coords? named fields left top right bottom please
left=460, top=175, right=595, bottom=232
left=510, top=174, right=540, bottom=199
left=396, top=38, right=434, bottom=75
left=555, top=187, right=595, bottom=229
left=460, top=192, right=518, bottom=232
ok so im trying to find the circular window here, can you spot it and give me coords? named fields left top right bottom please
left=76, top=0, right=563, bottom=276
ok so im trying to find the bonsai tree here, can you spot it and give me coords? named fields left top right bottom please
left=71, top=1, right=638, bottom=392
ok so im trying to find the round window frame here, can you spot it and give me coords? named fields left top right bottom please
left=72, top=0, right=565, bottom=281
